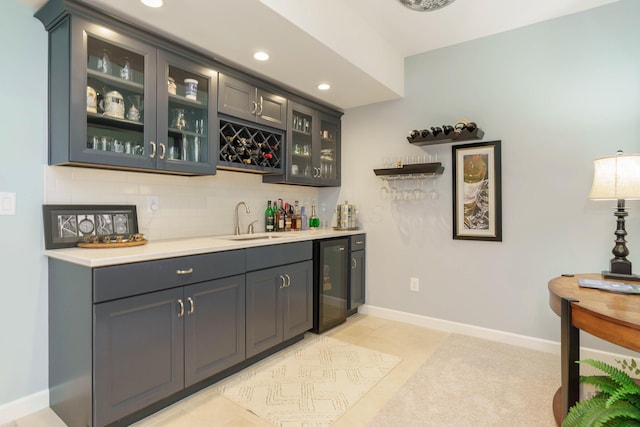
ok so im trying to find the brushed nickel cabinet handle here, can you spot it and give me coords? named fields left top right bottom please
left=159, top=143, right=166, bottom=160
left=250, top=101, right=258, bottom=114
left=187, top=297, right=195, bottom=315
left=176, top=268, right=193, bottom=275
left=177, top=299, right=184, bottom=317
left=279, top=275, right=286, bottom=289
left=285, top=274, right=291, bottom=288
left=352, top=258, right=357, bottom=269
left=150, top=141, right=156, bottom=158
left=257, top=97, right=263, bottom=115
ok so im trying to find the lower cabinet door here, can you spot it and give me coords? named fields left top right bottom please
left=283, top=260, right=313, bottom=340
left=350, top=250, right=365, bottom=309
left=184, top=275, right=246, bottom=386
left=245, top=266, right=284, bottom=358
left=93, top=288, right=184, bottom=426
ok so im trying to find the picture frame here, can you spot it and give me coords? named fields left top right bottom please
left=452, top=141, right=502, bottom=241
left=42, top=204, right=138, bottom=249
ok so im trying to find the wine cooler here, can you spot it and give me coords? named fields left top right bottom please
left=312, top=237, right=348, bottom=333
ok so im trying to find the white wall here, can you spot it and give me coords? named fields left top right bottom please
left=339, top=0, right=639, bottom=351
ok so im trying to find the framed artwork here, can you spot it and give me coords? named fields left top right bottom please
left=452, top=141, right=502, bottom=241
left=43, top=204, right=138, bottom=249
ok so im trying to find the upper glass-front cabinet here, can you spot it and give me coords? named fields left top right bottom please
left=85, top=34, right=153, bottom=169
left=264, top=102, right=341, bottom=186
left=157, top=52, right=216, bottom=174
left=39, top=10, right=217, bottom=175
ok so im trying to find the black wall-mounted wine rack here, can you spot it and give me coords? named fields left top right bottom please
left=407, top=127, right=484, bottom=146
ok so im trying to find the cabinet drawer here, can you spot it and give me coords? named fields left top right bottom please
left=350, top=234, right=366, bottom=251
left=93, top=250, right=245, bottom=303
left=246, top=241, right=312, bottom=272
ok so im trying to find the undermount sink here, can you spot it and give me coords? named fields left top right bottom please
left=221, top=234, right=285, bottom=241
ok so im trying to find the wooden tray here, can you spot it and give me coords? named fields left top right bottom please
left=333, top=227, right=360, bottom=231
left=77, top=239, right=148, bottom=248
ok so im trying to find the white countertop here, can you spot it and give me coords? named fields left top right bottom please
left=44, top=229, right=364, bottom=268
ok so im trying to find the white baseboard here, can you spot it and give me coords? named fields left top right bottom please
left=0, top=389, right=48, bottom=424
left=359, top=304, right=635, bottom=366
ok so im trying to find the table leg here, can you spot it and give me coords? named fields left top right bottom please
left=561, top=297, right=580, bottom=419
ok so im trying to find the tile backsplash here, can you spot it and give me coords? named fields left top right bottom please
left=44, top=166, right=320, bottom=240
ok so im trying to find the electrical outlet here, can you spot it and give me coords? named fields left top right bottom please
left=147, top=196, right=159, bottom=213
left=410, top=277, right=419, bottom=292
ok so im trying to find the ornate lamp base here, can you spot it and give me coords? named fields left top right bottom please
left=602, top=199, right=640, bottom=281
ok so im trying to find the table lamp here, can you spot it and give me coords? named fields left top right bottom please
left=589, top=150, right=640, bottom=281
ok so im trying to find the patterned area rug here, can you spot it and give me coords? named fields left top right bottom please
left=215, top=335, right=401, bottom=426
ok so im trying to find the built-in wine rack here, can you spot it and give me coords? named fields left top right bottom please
left=218, top=119, right=283, bottom=173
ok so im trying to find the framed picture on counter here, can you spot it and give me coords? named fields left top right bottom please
left=42, top=204, right=138, bottom=249
left=452, top=141, right=502, bottom=242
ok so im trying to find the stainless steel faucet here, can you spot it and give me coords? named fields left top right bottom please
left=234, top=202, right=251, bottom=235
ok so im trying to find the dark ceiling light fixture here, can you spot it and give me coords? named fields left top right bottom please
left=398, top=0, right=457, bottom=11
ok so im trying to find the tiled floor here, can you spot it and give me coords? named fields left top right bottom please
left=8, top=314, right=451, bottom=427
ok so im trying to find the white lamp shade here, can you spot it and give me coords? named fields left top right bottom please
left=589, top=154, right=640, bottom=200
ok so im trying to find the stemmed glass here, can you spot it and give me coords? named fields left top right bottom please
left=401, top=178, right=413, bottom=200
left=413, top=179, right=426, bottom=200
left=380, top=180, right=391, bottom=200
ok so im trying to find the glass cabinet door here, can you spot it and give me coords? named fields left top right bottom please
left=318, top=114, right=340, bottom=185
left=289, top=104, right=315, bottom=182
left=85, top=34, right=155, bottom=169
left=157, top=52, right=217, bottom=174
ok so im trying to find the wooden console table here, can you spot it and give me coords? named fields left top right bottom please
left=548, top=273, right=640, bottom=425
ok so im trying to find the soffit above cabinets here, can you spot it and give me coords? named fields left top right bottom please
left=22, top=0, right=620, bottom=110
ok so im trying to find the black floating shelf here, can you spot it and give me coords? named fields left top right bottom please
left=407, top=128, right=484, bottom=146
left=374, top=162, right=444, bottom=178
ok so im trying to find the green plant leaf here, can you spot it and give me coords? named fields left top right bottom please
left=564, top=360, right=640, bottom=427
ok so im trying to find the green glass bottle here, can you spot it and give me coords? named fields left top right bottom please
left=265, top=200, right=275, bottom=232
left=309, top=202, right=320, bottom=229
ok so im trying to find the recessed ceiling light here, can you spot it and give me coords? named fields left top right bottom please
left=253, top=51, right=270, bottom=61
left=317, top=83, right=331, bottom=91
left=141, top=0, right=163, bottom=8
